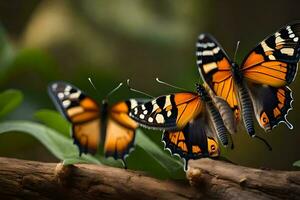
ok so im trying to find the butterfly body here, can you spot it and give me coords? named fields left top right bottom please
left=196, top=22, right=300, bottom=134
left=48, top=81, right=144, bottom=163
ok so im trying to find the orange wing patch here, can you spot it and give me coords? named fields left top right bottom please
left=243, top=61, right=288, bottom=87
left=242, top=51, right=265, bottom=69
left=104, top=118, right=135, bottom=159
left=207, top=137, right=219, bottom=157
left=212, top=77, right=239, bottom=121
left=110, top=101, right=138, bottom=129
left=174, top=94, right=202, bottom=129
left=72, top=119, right=101, bottom=154
left=69, top=97, right=99, bottom=123
left=166, top=131, right=189, bottom=154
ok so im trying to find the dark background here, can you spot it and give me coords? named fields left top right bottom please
left=0, top=0, right=300, bottom=172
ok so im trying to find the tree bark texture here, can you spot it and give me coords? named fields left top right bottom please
left=0, top=157, right=299, bottom=200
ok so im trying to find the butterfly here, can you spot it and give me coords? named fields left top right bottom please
left=48, top=81, right=144, bottom=166
left=196, top=22, right=300, bottom=136
left=129, top=83, right=237, bottom=169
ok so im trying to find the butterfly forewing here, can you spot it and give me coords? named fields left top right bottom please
left=241, top=22, right=300, bottom=87
left=196, top=34, right=240, bottom=121
left=48, top=81, right=101, bottom=155
left=129, top=93, right=202, bottom=131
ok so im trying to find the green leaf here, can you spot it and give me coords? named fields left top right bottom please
left=0, top=89, right=23, bottom=119
left=34, top=109, right=70, bottom=137
left=135, top=129, right=183, bottom=175
left=0, top=120, right=100, bottom=165
left=293, top=160, right=300, bottom=167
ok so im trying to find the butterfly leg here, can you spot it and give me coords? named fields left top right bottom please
left=254, top=135, right=272, bottom=151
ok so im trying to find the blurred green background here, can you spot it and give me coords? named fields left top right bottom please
left=0, top=0, right=300, bottom=178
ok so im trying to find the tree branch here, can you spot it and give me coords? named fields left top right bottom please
left=187, top=159, right=300, bottom=200
left=0, top=157, right=200, bottom=200
left=1, top=157, right=300, bottom=200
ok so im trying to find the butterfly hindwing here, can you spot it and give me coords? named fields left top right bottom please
left=48, top=81, right=101, bottom=155
left=162, top=114, right=220, bottom=170
left=241, top=22, right=300, bottom=87
left=248, top=84, right=293, bottom=131
left=196, top=34, right=240, bottom=121
left=105, top=99, right=141, bottom=160
left=129, top=93, right=203, bottom=131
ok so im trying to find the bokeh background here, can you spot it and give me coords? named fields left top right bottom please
left=1, top=0, right=300, bottom=176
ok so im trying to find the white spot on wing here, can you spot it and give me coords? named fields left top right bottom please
left=167, top=111, right=172, bottom=117
left=134, top=108, right=138, bottom=115
left=268, top=55, right=276, bottom=60
left=52, top=83, right=58, bottom=90
left=203, top=62, right=218, bottom=73
left=294, top=37, right=299, bottom=42
left=289, top=33, right=295, bottom=38
left=280, top=48, right=294, bottom=56
left=155, top=114, right=165, bottom=124
left=130, top=99, right=138, bottom=109
left=148, top=117, right=153, bottom=123
left=69, top=91, right=81, bottom=99
left=65, top=85, right=72, bottom=92
left=143, top=110, right=148, bottom=115
left=199, top=34, right=205, bottom=40
left=261, top=41, right=274, bottom=52
left=57, top=93, right=64, bottom=99
left=196, top=60, right=202, bottom=65
left=164, top=95, right=172, bottom=109
left=62, top=100, right=71, bottom=108
left=139, top=114, right=145, bottom=119
left=275, top=36, right=285, bottom=44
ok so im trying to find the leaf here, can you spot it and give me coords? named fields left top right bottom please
left=0, top=89, right=23, bottom=119
left=34, top=109, right=70, bottom=137
left=33, top=109, right=184, bottom=175
left=135, top=129, right=183, bottom=175
left=293, top=160, right=300, bottom=167
left=0, top=120, right=100, bottom=165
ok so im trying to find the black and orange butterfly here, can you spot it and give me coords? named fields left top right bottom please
left=196, top=22, right=300, bottom=136
left=48, top=81, right=145, bottom=166
left=129, top=83, right=237, bottom=169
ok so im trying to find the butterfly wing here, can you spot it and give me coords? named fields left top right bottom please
left=248, top=83, right=293, bottom=131
left=162, top=113, right=220, bottom=170
left=241, top=22, right=300, bottom=87
left=129, top=93, right=202, bottom=131
left=48, top=81, right=101, bottom=155
left=196, top=34, right=240, bottom=121
left=105, top=99, right=143, bottom=160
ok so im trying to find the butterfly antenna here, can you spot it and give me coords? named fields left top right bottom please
left=156, top=78, right=188, bottom=92
left=88, top=77, right=102, bottom=100
left=126, top=79, right=154, bottom=98
left=233, top=40, right=240, bottom=62
left=254, top=135, right=272, bottom=151
left=106, top=82, right=123, bottom=99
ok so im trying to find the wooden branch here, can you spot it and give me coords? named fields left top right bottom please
left=0, top=157, right=300, bottom=200
left=0, top=157, right=200, bottom=200
left=187, top=158, right=300, bottom=200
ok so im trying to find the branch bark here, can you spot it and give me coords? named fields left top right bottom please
left=0, top=157, right=299, bottom=200
left=187, top=159, right=300, bottom=200
left=0, top=157, right=200, bottom=200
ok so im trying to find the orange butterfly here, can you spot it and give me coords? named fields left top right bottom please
left=48, top=81, right=144, bottom=166
left=196, top=22, right=300, bottom=136
left=129, top=83, right=238, bottom=169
